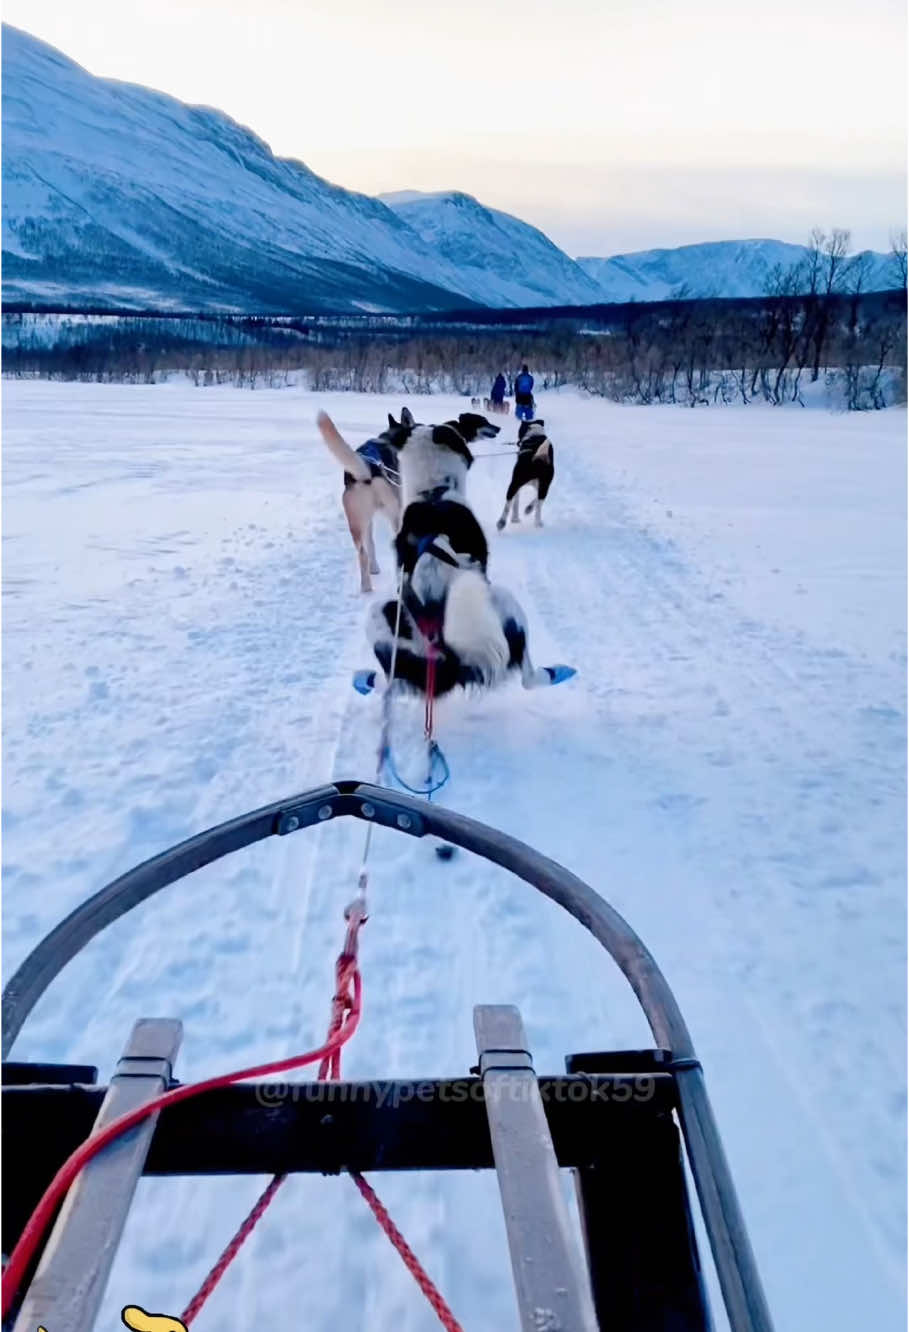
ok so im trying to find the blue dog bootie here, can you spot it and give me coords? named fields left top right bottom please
left=544, top=665, right=576, bottom=685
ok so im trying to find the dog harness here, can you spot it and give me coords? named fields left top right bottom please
left=357, top=438, right=400, bottom=486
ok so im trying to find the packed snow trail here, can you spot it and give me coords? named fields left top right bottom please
left=2, top=381, right=905, bottom=1332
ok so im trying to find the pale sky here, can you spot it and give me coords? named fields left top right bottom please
left=4, top=0, right=906, bottom=256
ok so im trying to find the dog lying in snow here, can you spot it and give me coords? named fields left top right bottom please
left=497, top=419, right=554, bottom=531
left=318, top=408, right=573, bottom=698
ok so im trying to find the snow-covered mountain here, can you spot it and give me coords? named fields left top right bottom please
left=380, top=190, right=605, bottom=308
left=1, top=25, right=482, bottom=314
left=2, top=24, right=901, bottom=314
left=0, top=25, right=601, bottom=313
left=577, top=239, right=897, bottom=303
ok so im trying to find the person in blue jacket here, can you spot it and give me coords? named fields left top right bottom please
left=490, top=372, right=508, bottom=406
left=513, top=364, right=535, bottom=421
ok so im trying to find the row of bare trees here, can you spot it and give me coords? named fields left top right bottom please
left=5, top=297, right=904, bottom=408
left=3, top=229, right=906, bottom=409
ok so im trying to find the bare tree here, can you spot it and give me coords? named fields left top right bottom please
left=822, top=228, right=852, bottom=295
left=803, top=227, right=852, bottom=380
left=889, top=228, right=908, bottom=289
left=844, top=251, right=874, bottom=297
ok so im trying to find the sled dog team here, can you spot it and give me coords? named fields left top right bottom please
left=316, top=403, right=570, bottom=699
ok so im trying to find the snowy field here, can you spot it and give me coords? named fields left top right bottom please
left=3, top=379, right=906, bottom=1331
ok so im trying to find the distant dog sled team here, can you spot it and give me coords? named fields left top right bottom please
left=316, top=363, right=572, bottom=699
left=471, top=364, right=536, bottom=418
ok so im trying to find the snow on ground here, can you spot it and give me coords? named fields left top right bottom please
left=2, top=380, right=906, bottom=1331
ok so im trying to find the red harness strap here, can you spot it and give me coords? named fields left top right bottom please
left=425, top=645, right=439, bottom=738
left=416, top=616, right=443, bottom=740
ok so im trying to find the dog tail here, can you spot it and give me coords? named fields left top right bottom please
left=443, top=571, right=510, bottom=680
left=316, top=410, right=372, bottom=481
left=533, top=440, right=552, bottom=464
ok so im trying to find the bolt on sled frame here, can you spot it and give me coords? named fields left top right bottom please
left=2, top=779, right=775, bottom=1332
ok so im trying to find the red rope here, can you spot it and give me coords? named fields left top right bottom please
left=0, top=978, right=361, bottom=1321
left=425, top=648, right=437, bottom=738
left=178, top=899, right=368, bottom=1324
left=5, top=891, right=462, bottom=1330
left=180, top=894, right=461, bottom=1330
left=324, top=627, right=460, bottom=1329
left=415, top=616, right=442, bottom=740
left=180, top=1174, right=286, bottom=1325
left=319, top=899, right=367, bottom=1081
left=351, top=1173, right=464, bottom=1332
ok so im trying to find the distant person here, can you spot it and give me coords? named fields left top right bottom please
left=513, top=364, right=535, bottom=421
left=490, top=372, right=507, bottom=406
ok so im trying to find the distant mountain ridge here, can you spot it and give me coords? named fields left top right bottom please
left=577, top=238, right=897, bottom=303
left=378, top=190, right=605, bottom=307
left=2, top=25, right=900, bottom=314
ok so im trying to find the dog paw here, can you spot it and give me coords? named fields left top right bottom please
left=496, top=518, right=506, bottom=531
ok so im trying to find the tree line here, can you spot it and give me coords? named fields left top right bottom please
left=4, top=231, right=906, bottom=409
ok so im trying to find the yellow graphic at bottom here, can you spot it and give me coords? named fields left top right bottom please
left=122, top=1308, right=188, bottom=1332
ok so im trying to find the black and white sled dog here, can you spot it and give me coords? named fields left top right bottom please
left=328, top=408, right=573, bottom=698
left=497, top=419, right=554, bottom=531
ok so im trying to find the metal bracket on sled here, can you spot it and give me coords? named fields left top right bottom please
left=276, top=784, right=428, bottom=839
